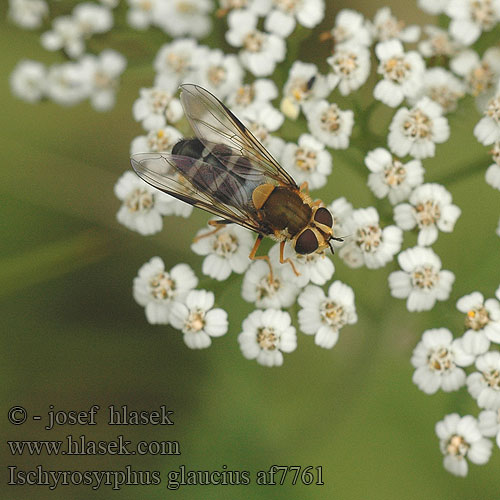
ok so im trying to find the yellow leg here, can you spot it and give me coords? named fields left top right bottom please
left=192, top=219, right=228, bottom=243
left=279, top=240, right=300, bottom=276
left=299, top=181, right=309, bottom=195
left=248, top=234, right=274, bottom=283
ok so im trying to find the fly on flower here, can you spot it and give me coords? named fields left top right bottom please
left=130, top=84, right=342, bottom=277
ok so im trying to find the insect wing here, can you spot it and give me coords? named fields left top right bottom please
left=180, top=84, right=298, bottom=188
left=130, top=152, right=264, bottom=233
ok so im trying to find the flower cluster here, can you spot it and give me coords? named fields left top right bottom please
left=9, top=1, right=126, bottom=111
left=412, top=286, right=500, bottom=475
left=10, top=0, right=500, bottom=479
left=117, top=2, right=498, bottom=475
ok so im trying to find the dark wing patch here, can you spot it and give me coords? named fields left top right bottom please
left=130, top=152, right=268, bottom=234
left=180, top=83, right=298, bottom=188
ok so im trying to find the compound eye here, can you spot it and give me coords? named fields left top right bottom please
left=314, top=207, right=333, bottom=228
left=295, top=229, right=318, bottom=254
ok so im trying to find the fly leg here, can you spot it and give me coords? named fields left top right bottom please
left=299, top=181, right=309, bottom=195
left=248, top=234, right=275, bottom=283
left=300, top=182, right=322, bottom=208
left=279, top=240, right=300, bottom=276
left=192, top=219, right=232, bottom=243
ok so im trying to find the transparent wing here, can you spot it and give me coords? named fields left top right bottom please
left=180, top=83, right=298, bottom=188
left=130, top=152, right=268, bottom=234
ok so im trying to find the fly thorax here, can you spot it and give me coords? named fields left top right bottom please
left=260, top=187, right=312, bottom=235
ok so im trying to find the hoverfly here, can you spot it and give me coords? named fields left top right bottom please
left=131, top=84, right=342, bottom=278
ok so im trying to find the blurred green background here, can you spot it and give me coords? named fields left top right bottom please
left=1, top=1, right=499, bottom=499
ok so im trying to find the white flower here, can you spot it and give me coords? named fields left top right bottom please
left=133, top=87, right=183, bottom=131
left=45, top=62, right=87, bottom=106
left=241, top=260, right=299, bottom=309
left=79, top=50, right=126, bottom=111
left=365, top=148, right=424, bottom=204
left=454, top=330, right=491, bottom=357
left=388, top=97, right=450, bottom=159
left=100, top=0, right=119, bottom=7
left=10, top=60, right=46, bottom=103
left=330, top=9, right=372, bottom=47
left=154, top=0, right=213, bottom=39
left=327, top=43, right=371, bottom=96
left=485, top=142, right=500, bottom=190
left=411, top=68, right=465, bottom=114
left=8, top=0, right=48, bottom=29
left=133, top=258, right=198, bottom=324
left=193, top=49, right=243, bottom=99
left=240, top=103, right=285, bottom=158
left=280, top=134, right=332, bottom=190
left=388, top=246, right=455, bottom=312
left=339, top=207, right=402, bottom=269
left=73, top=3, right=113, bottom=36
left=374, top=39, right=425, bottom=108
left=371, top=7, right=420, bottom=43
left=218, top=0, right=270, bottom=16
left=264, top=0, right=324, bottom=37
left=126, top=0, right=159, bottom=29
left=130, top=126, right=183, bottom=155
left=226, top=10, right=285, bottom=77
left=238, top=309, right=297, bottom=366
left=191, top=223, right=254, bottom=281
left=170, top=290, right=228, bottom=349
left=445, top=0, right=500, bottom=46
left=226, top=79, right=278, bottom=114
left=306, top=99, right=354, bottom=149
left=411, top=328, right=474, bottom=394
left=41, top=16, right=84, bottom=58
left=478, top=409, right=500, bottom=448
left=467, top=351, right=500, bottom=409
left=417, top=0, right=450, bottom=15
left=457, top=292, right=500, bottom=344
left=268, top=241, right=335, bottom=288
left=154, top=39, right=203, bottom=92
left=114, top=170, right=186, bottom=235
left=474, top=93, right=500, bottom=145
left=129, top=133, right=193, bottom=219
left=393, top=183, right=461, bottom=246
left=451, top=48, right=500, bottom=104
left=436, top=413, right=493, bottom=476
left=281, top=61, right=331, bottom=119
left=418, top=26, right=461, bottom=59
left=298, top=281, right=357, bottom=349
